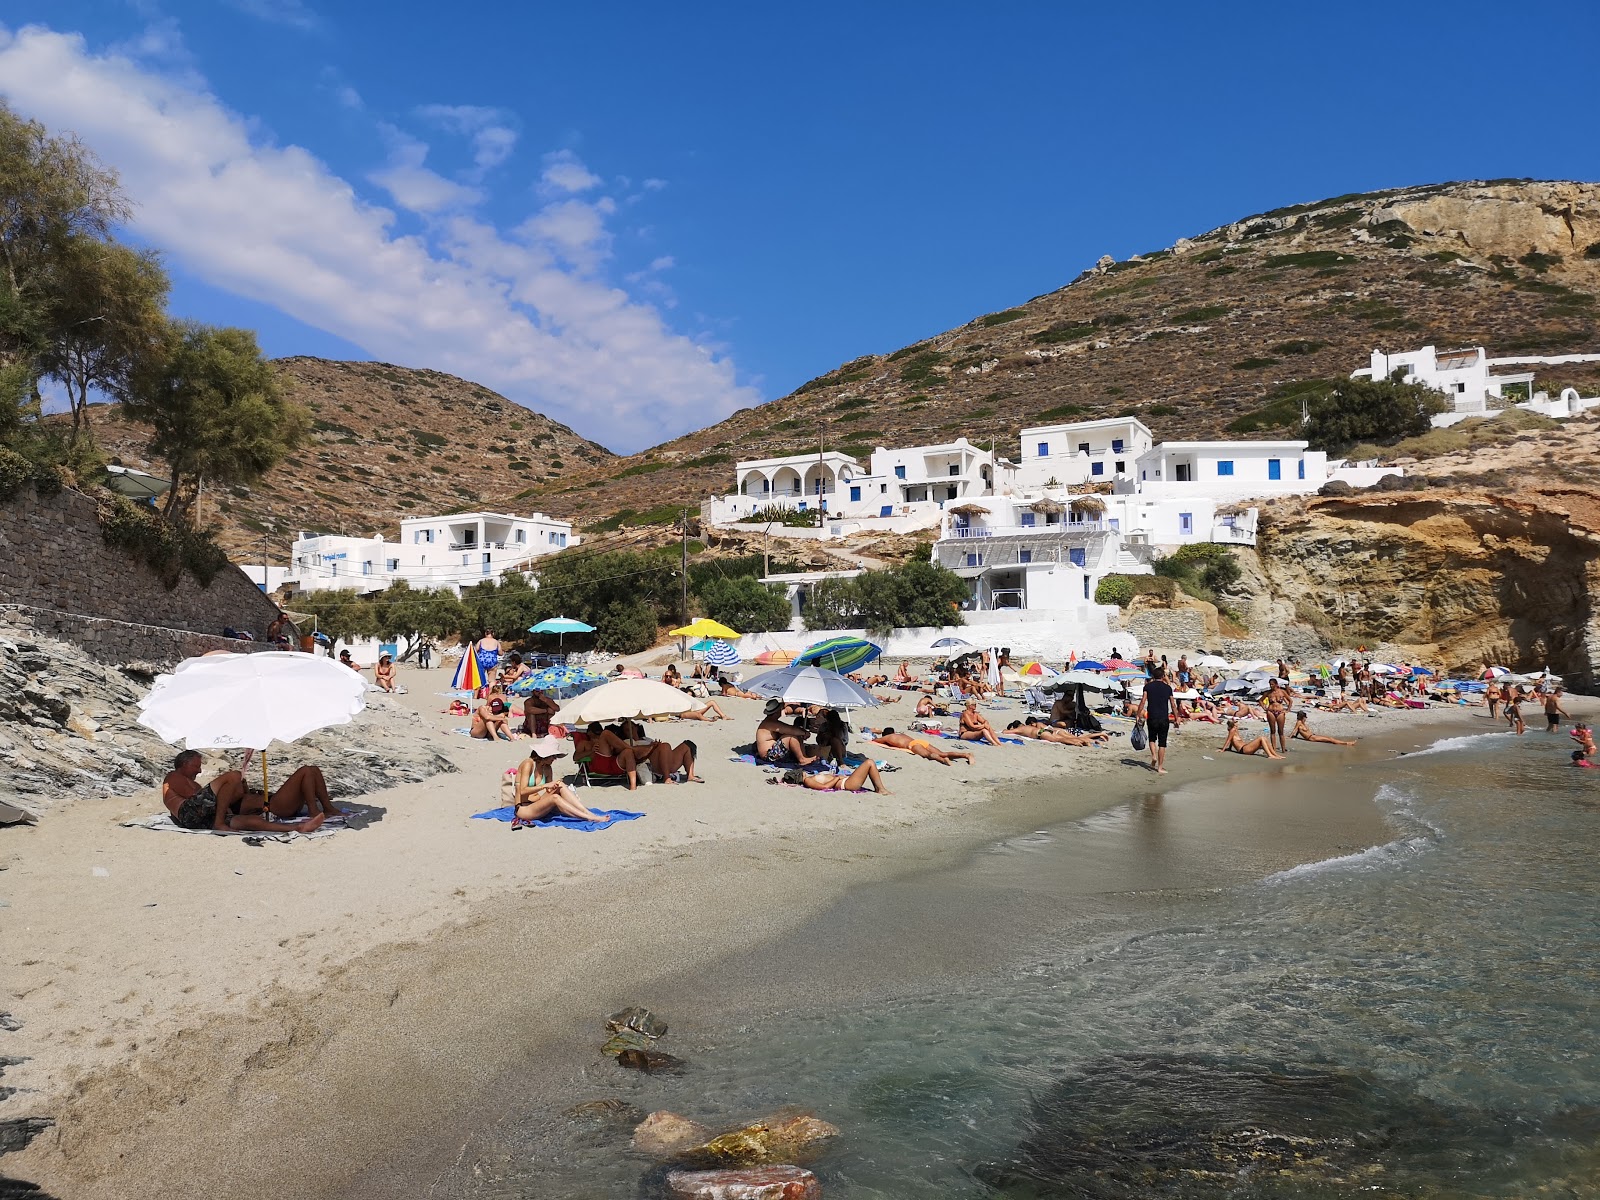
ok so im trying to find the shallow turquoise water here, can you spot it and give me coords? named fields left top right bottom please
left=456, top=730, right=1600, bottom=1197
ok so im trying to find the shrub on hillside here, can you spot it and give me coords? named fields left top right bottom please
left=1304, top=376, right=1448, bottom=454
left=1094, top=574, right=1176, bottom=608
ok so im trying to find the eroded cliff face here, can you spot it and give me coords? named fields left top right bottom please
left=1373, top=180, right=1600, bottom=263
left=1237, top=487, right=1600, bottom=686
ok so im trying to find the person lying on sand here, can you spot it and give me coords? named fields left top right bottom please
left=471, top=697, right=514, bottom=741
left=1322, top=694, right=1370, bottom=715
left=674, top=699, right=730, bottom=722
left=719, top=677, right=761, bottom=700
left=513, top=777, right=614, bottom=825
left=1221, top=719, right=1284, bottom=759
left=958, top=700, right=1002, bottom=746
left=870, top=728, right=974, bottom=765
left=162, top=751, right=329, bottom=833
left=756, top=701, right=818, bottom=765
left=779, top=762, right=891, bottom=794
left=1006, top=719, right=1108, bottom=747
left=1292, top=712, right=1357, bottom=746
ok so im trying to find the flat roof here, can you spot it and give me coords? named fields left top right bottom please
left=735, top=451, right=862, bottom=470
left=1019, top=415, right=1154, bottom=437
left=1146, top=440, right=1309, bottom=452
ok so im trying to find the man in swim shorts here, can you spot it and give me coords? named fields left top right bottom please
left=1543, top=689, right=1569, bottom=732
left=161, top=750, right=327, bottom=833
left=1135, top=666, right=1175, bottom=774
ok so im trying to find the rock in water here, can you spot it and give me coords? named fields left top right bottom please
left=974, top=1053, right=1521, bottom=1197
left=606, top=1005, right=668, bottom=1039
left=678, top=1115, right=840, bottom=1167
left=663, top=1165, right=820, bottom=1199
left=564, top=1098, right=646, bottom=1125
left=617, top=1048, right=686, bottom=1073
left=601, top=1027, right=657, bottom=1058
left=633, top=1110, right=714, bottom=1155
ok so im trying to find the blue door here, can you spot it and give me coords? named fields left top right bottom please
left=1268, top=459, right=1282, bottom=480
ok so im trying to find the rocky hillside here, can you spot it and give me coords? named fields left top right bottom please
left=536, top=179, right=1600, bottom=530
left=80, top=358, right=616, bottom=557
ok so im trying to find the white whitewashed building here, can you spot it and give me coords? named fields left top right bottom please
left=286, top=511, right=576, bottom=597
left=1014, top=416, right=1154, bottom=488
left=1351, top=344, right=1600, bottom=427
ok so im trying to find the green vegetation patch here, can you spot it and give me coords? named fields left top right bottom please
left=1094, top=573, right=1177, bottom=607
left=980, top=308, right=1028, bottom=327
left=1226, top=377, right=1337, bottom=434
left=1271, top=339, right=1327, bottom=356
left=1262, top=250, right=1357, bottom=270
left=897, top=350, right=947, bottom=386
left=1232, top=357, right=1280, bottom=370
left=1172, top=304, right=1231, bottom=323
left=1033, top=324, right=1096, bottom=345
left=1519, top=250, right=1562, bottom=273
left=409, top=429, right=447, bottom=449
left=1033, top=402, right=1088, bottom=421
left=616, top=460, right=667, bottom=478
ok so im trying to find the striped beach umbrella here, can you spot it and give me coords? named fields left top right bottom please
left=449, top=645, right=485, bottom=692
left=797, top=636, right=883, bottom=674
left=704, top=640, right=742, bottom=668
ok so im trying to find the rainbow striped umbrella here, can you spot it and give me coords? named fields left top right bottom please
left=449, top=645, right=485, bottom=692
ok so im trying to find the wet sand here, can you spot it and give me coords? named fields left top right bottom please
left=0, top=687, right=1509, bottom=1199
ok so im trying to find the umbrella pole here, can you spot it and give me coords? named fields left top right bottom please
left=262, top=750, right=270, bottom=801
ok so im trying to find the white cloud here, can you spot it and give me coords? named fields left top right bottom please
left=0, top=24, right=757, bottom=451
left=416, top=103, right=518, bottom=173
left=540, top=148, right=602, bottom=195
left=649, top=255, right=675, bottom=271
left=369, top=125, right=482, bottom=214
left=642, top=178, right=667, bottom=191
left=224, top=0, right=320, bottom=32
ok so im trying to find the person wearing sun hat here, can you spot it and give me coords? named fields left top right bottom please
left=521, top=733, right=570, bottom=788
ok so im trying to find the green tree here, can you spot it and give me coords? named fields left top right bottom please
left=291, top=589, right=373, bottom=647
left=802, top=576, right=860, bottom=631
left=1305, top=375, right=1448, bottom=454
left=369, top=581, right=464, bottom=660
left=40, top=238, right=169, bottom=444
left=695, top=574, right=791, bottom=632
left=891, top=559, right=969, bottom=628
left=125, top=321, right=310, bottom=522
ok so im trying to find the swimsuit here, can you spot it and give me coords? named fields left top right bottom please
left=763, top=744, right=786, bottom=762
left=174, top=785, right=219, bottom=830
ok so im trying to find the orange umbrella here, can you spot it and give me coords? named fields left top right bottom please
left=754, top=648, right=797, bottom=665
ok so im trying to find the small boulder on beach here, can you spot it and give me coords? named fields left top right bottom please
left=633, top=1110, right=714, bottom=1155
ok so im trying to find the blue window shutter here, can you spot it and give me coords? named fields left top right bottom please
left=1268, top=459, right=1281, bottom=481
left=1091, top=462, right=1104, bottom=477
left=1298, top=459, right=1306, bottom=479
left=1217, top=460, right=1234, bottom=476
left=1019, top=549, right=1032, bottom=563
left=1037, top=442, right=1048, bottom=457
left=850, top=486, right=861, bottom=502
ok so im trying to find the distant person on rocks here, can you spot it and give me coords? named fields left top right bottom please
left=1292, top=711, right=1357, bottom=746
left=1134, top=666, right=1175, bottom=774
left=162, top=751, right=329, bottom=833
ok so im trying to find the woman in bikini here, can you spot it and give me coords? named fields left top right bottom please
left=373, top=654, right=398, bottom=693
left=1221, top=719, right=1284, bottom=759
left=1292, top=711, right=1357, bottom=746
left=512, top=770, right=614, bottom=827
left=1264, top=678, right=1291, bottom=755
left=781, top=761, right=890, bottom=794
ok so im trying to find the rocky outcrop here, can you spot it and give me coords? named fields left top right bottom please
left=0, top=624, right=455, bottom=821
left=1372, top=180, right=1600, bottom=262
left=663, top=1165, right=820, bottom=1200
left=1244, top=486, right=1600, bottom=683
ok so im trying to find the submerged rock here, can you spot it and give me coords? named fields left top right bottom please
left=564, top=1097, right=646, bottom=1125
left=633, top=1110, right=714, bottom=1155
left=663, top=1165, right=820, bottom=1199
left=974, top=1053, right=1524, bottom=1197
left=601, top=1027, right=657, bottom=1058
left=607, top=1005, right=668, bottom=1039
left=617, top=1047, right=686, bottom=1073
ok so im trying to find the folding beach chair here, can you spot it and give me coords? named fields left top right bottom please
left=570, top=731, right=631, bottom=787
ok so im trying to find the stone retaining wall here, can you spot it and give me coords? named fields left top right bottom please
left=0, top=484, right=280, bottom=667
left=1126, top=610, right=1209, bottom=657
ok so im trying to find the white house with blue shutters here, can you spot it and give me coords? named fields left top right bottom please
left=1121, top=440, right=1330, bottom=500
left=1014, top=416, right=1153, bottom=488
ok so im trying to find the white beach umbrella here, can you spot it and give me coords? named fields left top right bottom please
left=1368, top=663, right=1398, bottom=675
left=1046, top=670, right=1115, bottom=692
left=137, top=651, right=367, bottom=795
left=1193, top=654, right=1231, bottom=669
left=555, top=678, right=698, bottom=725
left=744, top=664, right=878, bottom=708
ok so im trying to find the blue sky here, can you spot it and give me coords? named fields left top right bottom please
left=1, top=1, right=1596, bottom=452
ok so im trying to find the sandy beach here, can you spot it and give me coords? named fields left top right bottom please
left=0, top=671, right=1520, bottom=1198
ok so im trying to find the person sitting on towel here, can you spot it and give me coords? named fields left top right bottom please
left=756, top=700, right=819, bottom=765
left=514, top=769, right=613, bottom=825
left=520, top=687, right=559, bottom=738
left=915, top=694, right=951, bottom=718
left=958, top=700, right=1002, bottom=746
left=471, top=697, right=514, bottom=741
left=162, top=750, right=329, bottom=833
left=374, top=653, right=398, bottom=693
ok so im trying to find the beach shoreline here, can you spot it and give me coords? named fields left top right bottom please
left=0, top=680, right=1513, bottom=1198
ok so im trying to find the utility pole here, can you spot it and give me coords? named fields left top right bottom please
left=817, top=419, right=826, bottom=527
left=679, top=510, right=689, bottom=628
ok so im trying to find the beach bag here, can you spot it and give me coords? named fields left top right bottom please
left=1129, top=720, right=1148, bottom=752
left=500, top=767, right=517, bottom=806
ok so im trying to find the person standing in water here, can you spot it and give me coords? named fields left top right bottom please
left=1264, top=677, right=1291, bottom=756
left=1135, top=666, right=1175, bottom=775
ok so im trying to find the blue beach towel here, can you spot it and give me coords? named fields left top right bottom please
left=471, top=806, right=643, bottom=831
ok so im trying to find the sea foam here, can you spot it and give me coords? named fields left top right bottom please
left=1263, top=783, right=1439, bottom=883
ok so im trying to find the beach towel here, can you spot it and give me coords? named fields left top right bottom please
left=120, top=812, right=345, bottom=842
left=470, top=806, right=642, bottom=831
